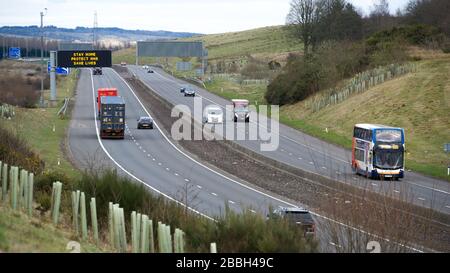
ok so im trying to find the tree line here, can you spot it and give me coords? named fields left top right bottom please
left=265, top=0, right=450, bottom=106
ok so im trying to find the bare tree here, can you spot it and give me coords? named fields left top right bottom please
left=286, top=0, right=318, bottom=55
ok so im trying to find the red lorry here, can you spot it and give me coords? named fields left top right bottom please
left=97, top=88, right=118, bottom=116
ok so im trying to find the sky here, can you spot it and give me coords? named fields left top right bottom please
left=0, top=0, right=410, bottom=34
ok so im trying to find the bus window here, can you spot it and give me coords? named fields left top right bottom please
left=355, top=149, right=365, bottom=162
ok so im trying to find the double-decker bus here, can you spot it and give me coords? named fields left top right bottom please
left=352, top=124, right=405, bottom=180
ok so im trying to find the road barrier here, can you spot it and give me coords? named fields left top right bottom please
left=306, top=63, right=417, bottom=112
left=57, top=98, right=70, bottom=119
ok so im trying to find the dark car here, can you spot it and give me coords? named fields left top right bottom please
left=184, top=86, right=196, bottom=97
left=137, top=116, right=154, bottom=129
left=147, top=68, right=154, bottom=73
left=180, top=84, right=188, bottom=93
left=269, top=207, right=315, bottom=237
left=93, top=67, right=102, bottom=75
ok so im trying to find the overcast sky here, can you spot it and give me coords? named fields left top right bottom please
left=0, top=0, right=410, bottom=34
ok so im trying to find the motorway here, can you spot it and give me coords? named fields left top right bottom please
left=66, top=67, right=437, bottom=252
left=127, top=65, right=450, bottom=214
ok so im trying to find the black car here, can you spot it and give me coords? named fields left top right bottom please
left=137, top=116, right=154, bottom=129
left=269, top=207, right=316, bottom=237
left=180, top=84, right=188, bottom=93
left=147, top=69, right=154, bottom=73
left=93, top=67, right=102, bottom=75
left=184, top=87, right=196, bottom=97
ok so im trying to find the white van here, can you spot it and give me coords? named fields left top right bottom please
left=203, top=106, right=223, bottom=124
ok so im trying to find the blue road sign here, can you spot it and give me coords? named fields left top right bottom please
left=8, top=47, right=21, bottom=59
left=47, top=61, right=70, bottom=75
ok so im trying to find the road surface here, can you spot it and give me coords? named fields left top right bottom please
left=128, top=65, right=450, bottom=214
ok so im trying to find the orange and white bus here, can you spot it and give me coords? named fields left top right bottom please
left=352, top=124, right=405, bottom=180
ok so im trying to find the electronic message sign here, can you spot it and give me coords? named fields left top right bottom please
left=57, top=50, right=112, bottom=68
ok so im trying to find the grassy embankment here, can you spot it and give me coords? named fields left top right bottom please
left=0, top=61, right=80, bottom=180
left=282, top=54, right=450, bottom=181
left=0, top=206, right=106, bottom=253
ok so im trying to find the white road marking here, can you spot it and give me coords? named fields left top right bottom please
left=345, top=200, right=351, bottom=204
left=174, top=173, right=179, bottom=176
left=445, top=206, right=450, bottom=209
left=114, top=67, right=427, bottom=253
left=166, top=167, right=170, bottom=171
left=322, top=166, right=327, bottom=170
left=148, top=68, right=450, bottom=198
left=228, top=200, right=235, bottom=204
left=211, top=192, right=218, bottom=196
left=289, top=153, right=293, bottom=156
left=371, top=183, right=378, bottom=187
left=418, top=197, right=426, bottom=201
left=250, top=209, right=257, bottom=213
left=185, top=179, right=190, bottom=182
left=336, top=171, right=342, bottom=175
left=298, top=157, right=302, bottom=160
left=88, top=68, right=215, bottom=222
left=309, top=162, right=314, bottom=165
left=158, top=163, right=162, bottom=166
left=143, top=150, right=146, bottom=153
left=394, top=190, right=400, bottom=194
left=197, top=185, right=202, bottom=189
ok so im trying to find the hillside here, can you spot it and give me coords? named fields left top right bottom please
left=0, top=26, right=199, bottom=42
left=182, top=25, right=303, bottom=61
left=113, top=25, right=303, bottom=66
left=282, top=53, right=450, bottom=180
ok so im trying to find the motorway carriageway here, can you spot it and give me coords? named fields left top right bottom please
left=67, top=68, right=433, bottom=252
left=128, top=65, right=450, bottom=215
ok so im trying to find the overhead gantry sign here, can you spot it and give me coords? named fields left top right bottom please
left=57, top=50, right=112, bottom=68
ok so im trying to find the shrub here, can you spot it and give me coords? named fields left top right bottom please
left=75, top=169, right=318, bottom=252
left=0, top=73, right=41, bottom=108
left=0, top=126, right=44, bottom=174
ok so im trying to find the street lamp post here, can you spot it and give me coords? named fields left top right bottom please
left=40, top=8, right=47, bottom=107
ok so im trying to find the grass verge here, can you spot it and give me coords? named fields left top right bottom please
left=1, top=70, right=81, bottom=180
left=0, top=206, right=105, bottom=253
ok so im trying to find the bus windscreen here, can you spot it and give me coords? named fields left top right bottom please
left=375, top=129, right=402, bottom=143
